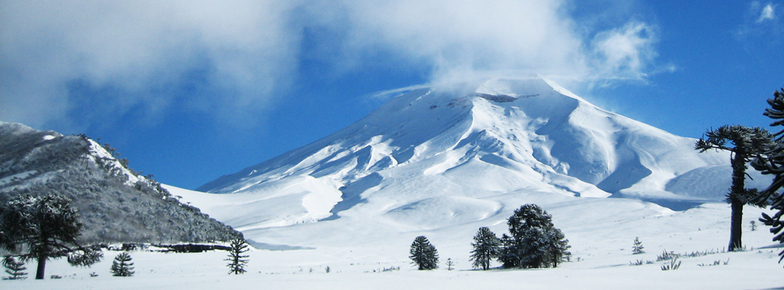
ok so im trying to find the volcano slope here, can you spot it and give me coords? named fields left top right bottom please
left=185, top=77, right=766, bottom=245
left=154, top=77, right=784, bottom=288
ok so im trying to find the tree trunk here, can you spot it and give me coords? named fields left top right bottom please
left=35, top=255, right=46, bottom=280
left=728, top=150, right=747, bottom=252
left=729, top=199, right=744, bottom=251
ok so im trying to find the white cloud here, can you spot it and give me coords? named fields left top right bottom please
left=0, top=0, right=663, bottom=130
left=0, top=0, right=303, bottom=129
left=758, top=3, right=776, bottom=22
left=736, top=2, right=781, bottom=40
left=591, top=22, right=658, bottom=83
left=335, top=0, right=589, bottom=83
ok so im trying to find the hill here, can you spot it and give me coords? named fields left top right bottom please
left=0, top=122, right=240, bottom=243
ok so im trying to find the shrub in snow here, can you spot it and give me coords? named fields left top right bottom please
left=3, top=256, right=27, bottom=280
left=660, top=257, right=681, bottom=271
left=445, top=258, right=454, bottom=271
left=110, top=252, right=135, bottom=277
left=409, top=236, right=439, bottom=270
left=632, top=237, right=645, bottom=254
left=0, top=194, right=102, bottom=279
left=225, top=237, right=249, bottom=275
left=697, top=125, right=773, bottom=252
left=499, top=204, right=570, bottom=269
left=656, top=250, right=679, bottom=262
left=470, top=226, right=501, bottom=270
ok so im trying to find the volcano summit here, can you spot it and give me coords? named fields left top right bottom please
left=188, top=77, right=745, bottom=235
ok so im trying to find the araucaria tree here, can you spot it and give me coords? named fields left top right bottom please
left=751, top=88, right=784, bottom=264
left=499, top=204, right=570, bottom=269
left=470, top=226, right=501, bottom=270
left=0, top=194, right=102, bottom=279
left=409, top=236, right=439, bottom=270
left=632, top=237, right=644, bottom=254
left=110, top=252, right=134, bottom=277
left=3, top=255, right=27, bottom=280
left=697, top=125, right=774, bottom=251
left=226, top=236, right=249, bottom=275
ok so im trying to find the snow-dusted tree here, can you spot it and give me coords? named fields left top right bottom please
left=545, top=226, right=571, bottom=268
left=225, top=236, right=249, bottom=275
left=3, top=255, right=27, bottom=280
left=110, top=252, right=134, bottom=277
left=500, top=204, right=570, bottom=269
left=0, top=194, right=102, bottom=279
left=409, top=236, right=439, bottom=270
left=470, top=226, right=501, bottom=270
left=632, top=237, right=644, bottom=254
left=697, top=125, right=774, bottom=251
left=445, top=258, right=454, bottom=271
left=751, top=88, right=784, bottom=264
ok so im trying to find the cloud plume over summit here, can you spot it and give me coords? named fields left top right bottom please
left=0, top=0, right=661, bottom=129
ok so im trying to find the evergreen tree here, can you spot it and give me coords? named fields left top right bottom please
left=499, top=204, right=570, bottom=269
left=697, top=125, right=774, bottom=251
left=0, top=194, right=102, bottom=279
left=544, top=225, right=571, bottom=268
left=751, top=87, right=784, bottom=264
left=110, top=252, right=134, bottom=277
left=445, top=258, right=454, bottom=271
left=469, top=226, right=501, bottom=270
left=409, top=236, right=439, bottom=270
left=225, top=236, right=249, bottom=275
left=632, top=237, right=644, bottom=254
left=498, top=234, right=518, bottom=268
left=3, top=255, right=27, bottom=280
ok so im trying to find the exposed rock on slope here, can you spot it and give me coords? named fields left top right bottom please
left=0, top=122, right=240, bottom=244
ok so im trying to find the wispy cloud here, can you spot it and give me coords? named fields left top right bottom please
left=0, top=0, right=664, bottom=130
left=758, top=3, right=776, bottom=22
left=736, top=1, right=783, bottom=42
left=590, top=22, right=658, bottom=83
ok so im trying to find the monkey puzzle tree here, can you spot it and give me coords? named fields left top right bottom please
left=3, top=256, right=27, bottom=280
left=751, top=87, right=784, bottom=264
left=409, top=236, right=439, bottom=270
left=499, top=204, right=570, bottom=269
left=110, top=252, right=134, bottom=277
left=0, top=194, right=102, bottom=279
left=225, top=236, right=249, bottom=275
left=470, top=226, right=501, bottom=270
left=697, top=125, right=774, bottom=251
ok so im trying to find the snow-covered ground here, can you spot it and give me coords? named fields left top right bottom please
left=9, top=78, right=784, bottom=289
left=14, top=196, right=784, bottom=289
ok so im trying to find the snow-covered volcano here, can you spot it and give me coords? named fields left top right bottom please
left=190, top=77, right=758, bottom=234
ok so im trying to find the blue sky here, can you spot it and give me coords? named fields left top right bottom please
left=2, top=0, right=783, bottom=189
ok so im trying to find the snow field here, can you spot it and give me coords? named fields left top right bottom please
left=14, top=200, right=784, bottom=289
left=11, top=78, right=780, bottom=289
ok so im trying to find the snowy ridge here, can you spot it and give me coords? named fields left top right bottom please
left=189, top=77, right=743, bottom=236
left=0, top=122, right=240, bottom=243
left=85, top=139, right=143, bottom=186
